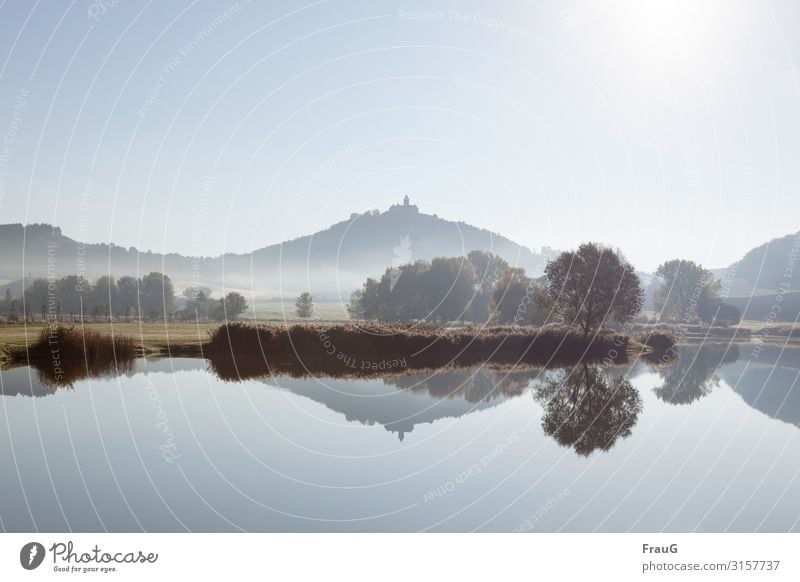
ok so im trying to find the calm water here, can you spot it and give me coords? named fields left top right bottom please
left=1, top=344, right=799, bottom=532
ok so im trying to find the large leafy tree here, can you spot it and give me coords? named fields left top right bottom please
left=92, top=276, right=118, bottom=319
left=140, top=272, right=175, bottom=320
left=424, top=257, right=475, bottom=323
left=542, top=243, right=643, bottom=336
left=348, top=257, right=477, bottom=323
left=490, top=267, right=544, bottom=325
left=348, top=278, right=380, bottom=320
left=655, top=259, right=741, bottom=326
left=116, top=276, right=140, bottom=318
left=384, top=260, right=430, bottom=322
left=467, top=250, right=509, bottom=323
left=219, top=291, right=248, bottom=320
left=467, top=250, right=509, bottom=293
left=654, top=259, right=716, bottom=322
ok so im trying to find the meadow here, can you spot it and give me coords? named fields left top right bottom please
left=0, top=322, right=217, bottom=359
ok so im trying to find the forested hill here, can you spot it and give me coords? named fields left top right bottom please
left=714, top=230, right=800, bottom=322
left=0, top=201, right=546, bottom=297
left=727, top=231, right=800, bottom=293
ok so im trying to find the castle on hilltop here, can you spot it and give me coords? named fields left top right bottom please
left=389, top=195, right=419, bottom=214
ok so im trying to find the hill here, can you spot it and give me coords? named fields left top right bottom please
left=718, top=231, right=800, bottom=295
left=0, top=198, right=547, bottom=298
left=713, top=230, right=800, bottom=321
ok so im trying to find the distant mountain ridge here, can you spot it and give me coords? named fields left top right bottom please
left=0, top=198, right=548, bottom=298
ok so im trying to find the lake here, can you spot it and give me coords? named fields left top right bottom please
left=1, top=343, right=799, bottom=532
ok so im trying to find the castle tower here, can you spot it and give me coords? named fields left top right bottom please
left=403, top=195, right=409, bottom=207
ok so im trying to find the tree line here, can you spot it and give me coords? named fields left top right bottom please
left=347, top=246, right=642, bottom=334
left=0, top=250, right=740, bottom=331
left=1, top=273, right=248, bottom=323
left=347, top=245, right=740, bottom=333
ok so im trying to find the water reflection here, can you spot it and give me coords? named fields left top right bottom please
left=534, top=362, right=642, bottom=456
left=385, top=368, right=538, bottom=401
left=720, top=344, right=800, bottom=428
left=3, top=344, right=800, bottom=533
left=652, top=344, right=740, bottom=405
left=4, top=343, right=799, bottom=448
left=0, top=358, right=135, bottom=396
left=270, top=368, right=539, bottom=441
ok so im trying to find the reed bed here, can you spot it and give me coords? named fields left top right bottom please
left=4, top=324, right=137, bottom=365
left=203, top=322, right=666, bottom=380
left=1, top=325, right=138, bottom=388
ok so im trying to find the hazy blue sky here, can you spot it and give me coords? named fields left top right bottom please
left=0, top=0, right=798, bottom=272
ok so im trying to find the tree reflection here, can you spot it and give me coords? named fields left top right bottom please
left=652, top=344, right=739, bottom=405
left=387, top=368, right=537, bottom=402
left=535, top=362, right=642, bottom=456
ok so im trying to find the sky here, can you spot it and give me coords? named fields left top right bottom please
left=0, top=0, right=799, bottom=272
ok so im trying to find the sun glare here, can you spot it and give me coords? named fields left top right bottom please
left=613, top=0, right=714, bottom=63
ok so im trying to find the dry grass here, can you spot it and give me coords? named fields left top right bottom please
left=203, top=322, right=643, bottom=379
left=0, top=321, right=217, bottom=358
left=5, top=324, right=137, bottom=362
left=3, top=325, right=138, bottom=387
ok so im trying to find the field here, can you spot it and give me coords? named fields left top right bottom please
left=726, top=291, right=800, bottom=323
left=0, top=322, right=219, bottom=359
left=247, top=300, right=350, bottom=321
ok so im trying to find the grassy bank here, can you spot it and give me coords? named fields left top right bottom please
left=0, top=322, right=217, bottom=360
left=203, top=322, right=658, bottom=377
left=1, top=320, right=676, bottom=366
left=1, top=321, right=676, bottom=385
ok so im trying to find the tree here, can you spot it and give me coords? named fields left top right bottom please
left=383, top=260, right=430, bottom=322
left=92, top=276, right=118, bottom=321
left=697, top=286, right=741, bottom=327
left=490, top=267, right=544, bottom=325
left=542, top=243, right=643, bottom=336
left=348, top=278, right=380, bottom=320
left=219, top=291, right=248, bottom=320
left=347, top=289, right=364, bottom=320
left=56, top=275, right=91, bottom=315
left=23, top=279, right=49, bottom=321
left=467, top=250, right=509, bottom=323
left=295, top=292, right=314, bottom=319
left=715, top=302, right=742, bottom=326
left=140, top=272, right=175, bottom=321
left=116, top=276, right=140, bottom=319
left=424, top=257, right=475, bottom=323
left=654, top=259, right=716, bottom=322
left=467, top=250, right=509, bottom=293
left=3, top=289, right=11, bottom=308
left=180, top=289, right=213, bottom=321
left=182, top=285, right=212, bottom=299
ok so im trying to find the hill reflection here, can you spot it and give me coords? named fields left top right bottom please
left=3, top=343, right=799, bottom=451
